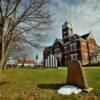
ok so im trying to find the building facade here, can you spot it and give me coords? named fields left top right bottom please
left=43, top=21, right=99, bottom=66
left=17, top=60, right=37, bottom=67
left=6, top=57, right=17, bottom=68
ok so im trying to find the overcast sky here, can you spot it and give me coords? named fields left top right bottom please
left=48, top=0, right=100, bottom=44
left=36, top=0, right=100, bottom=62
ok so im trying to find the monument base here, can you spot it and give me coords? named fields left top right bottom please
left=58, top=85, right=82, bottom=95
left=82, top=88, right=93, bottom=92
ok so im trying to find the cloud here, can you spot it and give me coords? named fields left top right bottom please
left=38, top=0, right=100, bottom=62
left=48, top=0, right=100, bottom=45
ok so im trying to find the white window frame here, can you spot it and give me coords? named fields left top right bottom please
left=74, top=54, right=77, bottom=60
left=70, top=44, right=73, bottom=51
left=70, top=43, right=77, bottom=51
left=71, top=54, right=77, bottom=60
left=74, top=43, right=77, bottom=50
left=71, top=54, right=74, bottom=60
left=64, top=46, right=67, bottom=52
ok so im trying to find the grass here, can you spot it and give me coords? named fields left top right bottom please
left=0, top=67, right=100, bottom=100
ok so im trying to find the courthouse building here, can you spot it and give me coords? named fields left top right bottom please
left=43, top=21, right=100, bottom=66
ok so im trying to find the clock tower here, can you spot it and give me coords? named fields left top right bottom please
left=62, top=21, right=73, bottom=40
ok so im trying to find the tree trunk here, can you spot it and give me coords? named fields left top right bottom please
left=1, top=40, right=11, bottom=70
left=1, top=31, right=5, bottom=69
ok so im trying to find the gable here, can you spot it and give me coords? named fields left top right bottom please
left=88, top=33, right=95, bottom=40
left=53, top=42, right=62, bottom=48
left=81, top=33, right=89, bottom=40
left=54, top=38, right=63, bottom=44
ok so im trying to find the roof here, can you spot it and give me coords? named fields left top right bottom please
left=81, top=33, right=90, bottom=40
left=54, top=38, right=63, bottom=44
left=45, top=46, right=52, bottom=50
left=17, top=60, right=37, bottom=64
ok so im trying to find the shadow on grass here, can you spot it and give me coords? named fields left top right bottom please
left=0, top=80, right=9, bottom=86
left=37, top=83, right=65, bottom=90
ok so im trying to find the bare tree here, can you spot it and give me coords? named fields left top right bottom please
left=0, top=0, right=51, bottom=69
left=8, top=37, right=33, bottom=60
left=8, top=38, right=33, bottom=68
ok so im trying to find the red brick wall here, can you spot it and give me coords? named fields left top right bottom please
left=79, top=40, right=89, bottom=64
left=79, top=38, right=97, bottom=65
left=64, top=40, right=82, bottom=63
left=87, top=38, right=97, bottom=64
left=43, top=36, right=98, bottom=65
left=63, top=38, right=97, bottom=65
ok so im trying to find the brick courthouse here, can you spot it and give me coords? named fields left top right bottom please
left=43, top=21, right=100, bottom=66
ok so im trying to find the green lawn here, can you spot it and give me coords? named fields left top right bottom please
left=0, top=67, right=100, bottom=100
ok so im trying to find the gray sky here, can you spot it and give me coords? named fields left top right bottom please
left=37, top=0, right=100, bottom=62
left=48, top=0, right=100, bottom=44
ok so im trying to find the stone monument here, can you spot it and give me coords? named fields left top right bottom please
left=66, top=60, right=93, bottom=92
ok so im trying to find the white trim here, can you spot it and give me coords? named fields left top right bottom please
left=70, top=43, right=77, bottom=51
left=45, top=54, right=58, bottom=67
left=64, top=46, right=67, bottom=52
left=87, top=33, right=95, bottom=40
left=63, top=49, right=80, bottom=53
left=71, top=53, right=78, bottom=60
